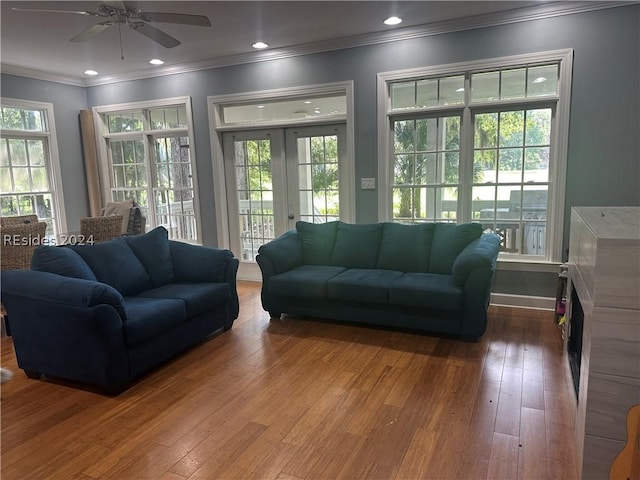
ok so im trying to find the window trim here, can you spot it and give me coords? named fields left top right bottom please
left=92, top=96, right=202, bottom=243
left=377, top=49, right=573, bottom=263
left=0, top=97, right=67, bottom=236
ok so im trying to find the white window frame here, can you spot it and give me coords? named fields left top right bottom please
left=377, top=49, right=573, bottom=264
left=92, top=96, right=202, bottom=243
left=208, top=81, right=355, bottom=249
left=0, top=97, right=67, bottom=236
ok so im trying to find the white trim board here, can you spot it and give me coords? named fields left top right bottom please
left=490, top=293, right=555, bottom=311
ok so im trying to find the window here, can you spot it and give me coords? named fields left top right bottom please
left=94, top=98, right=200, bottom=242
left=0, top=99, right=66, bottom=237
left=379, top=50, right=572, bottom=261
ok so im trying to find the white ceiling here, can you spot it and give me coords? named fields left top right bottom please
left=0, top=1, right=625, bottom=86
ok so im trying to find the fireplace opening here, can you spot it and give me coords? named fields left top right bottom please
left=568, top=286, right=584, bottom=398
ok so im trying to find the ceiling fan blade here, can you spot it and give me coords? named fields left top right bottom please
left=70, top=22, right=113, bottom=42
left=138, top=12, right=211, bottom=27
left=12, top=7, right=97, bottom=16
left=128, top=22, right=180, bottom=48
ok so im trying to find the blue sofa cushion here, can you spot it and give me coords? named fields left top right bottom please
left=123, top=296, right=188, bottom=347
left=327, top=269, right=403, bottom=304
left=331, top=223, right=383, bottom=269
left=169, top=242, right=232, bottom=283
left=429, top=223, right=483, bottom=274
left=136, top=282, right=230, bottom=317
left=270, top=265, right=345, bottom=299
left=124, top=227, right=174, bottom=287
left=296, top=221, right=339, bottom=265
left=70, top=238, right=152, bottom=296
left=377, top=223, right=435, bottom=273
left=31, top=246, right=97, bottom=281
left=389, top=273, right=463, bottom=311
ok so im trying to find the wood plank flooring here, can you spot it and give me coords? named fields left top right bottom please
left=1, top=281, right=579, bottom=479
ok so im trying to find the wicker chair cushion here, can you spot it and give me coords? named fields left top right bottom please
left=103, top=200, right=135, bottom=233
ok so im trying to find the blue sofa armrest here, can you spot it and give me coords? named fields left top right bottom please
left=1, top=270, right=126, bottom=319
left=256, top=230, right=302, bottom=277
left=1, top=270, right=130, bottom=389
left=451, top=233, right=501, bottom=285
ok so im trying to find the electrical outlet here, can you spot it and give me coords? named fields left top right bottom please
left=361, top=178, right=376, bottom=190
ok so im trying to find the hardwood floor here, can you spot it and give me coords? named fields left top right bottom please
left=1, top=281, right=579, bottom=479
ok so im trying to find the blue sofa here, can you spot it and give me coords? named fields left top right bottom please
left=1, top=227, right=239, bottom=393
left=256, top=221, right=500, bottom=341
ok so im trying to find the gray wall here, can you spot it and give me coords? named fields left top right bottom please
left=4, top=5, right=639, bottom=297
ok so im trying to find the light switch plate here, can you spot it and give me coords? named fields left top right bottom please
left=361, top=177, right=376, bottom=190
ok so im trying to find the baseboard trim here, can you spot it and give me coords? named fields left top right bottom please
left=490, top=293, right=555, bottom=311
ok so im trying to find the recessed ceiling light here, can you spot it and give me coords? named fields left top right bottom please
left=383, top=16, right=403, bottom=26
left=252, top=42, right=269, bottom=49
left=84, top=70, right=98, bottom=76
left=256, top=105, right=265, bottom=109
left=149, top=59, right=164, bottom=65
left=532, top=76, right=547, bottom=83
left=304, top=101, right=312, bottom=104
left=456, top=87, right=465, bottom=92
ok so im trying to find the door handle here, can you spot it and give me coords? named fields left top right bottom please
left=288, top=214, right=295, bottom=220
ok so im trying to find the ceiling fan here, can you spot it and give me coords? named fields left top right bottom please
left=12, top=2, right=211, bottom=49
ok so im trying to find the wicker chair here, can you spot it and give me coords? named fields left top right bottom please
left=80, top=215, right=124, bottom=243
left=0, top=220, right=47, bottom=270
left=0, top=214, right=39, bottom=227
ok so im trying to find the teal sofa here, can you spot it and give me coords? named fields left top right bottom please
left=256, top=221, right=500, bottom=341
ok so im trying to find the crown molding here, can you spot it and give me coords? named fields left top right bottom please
left=0, top=64, right=86, bottom=87
left=0, top=1, right=633, bottom=88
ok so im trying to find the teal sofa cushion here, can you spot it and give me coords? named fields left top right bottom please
left=327, top=269, right=403, bottom=304
left=428, top=223, right=483, bottom=274
left=389, top=273, right=463, bottom=311
left=124, top=227, right=174, bottom=287
left=270, top=265, right=345, bottom=299
left=331, top=223, right=383, bottom=268
left=70, top=238, right=152, bottom=296
left=296, top=221, right=339, bottom=265
left=31, top=246, right=97, bottom=281
left=377, top=222, right=435, bottom=272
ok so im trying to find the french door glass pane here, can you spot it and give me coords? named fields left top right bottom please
left=297, top=134, right=339, bottom=223
left=234, top=139, right=274, bottom=261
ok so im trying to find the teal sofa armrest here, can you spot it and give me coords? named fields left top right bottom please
left=256, top=230, right=302, bottom=276
left=452, top=233, right=501, bottom=285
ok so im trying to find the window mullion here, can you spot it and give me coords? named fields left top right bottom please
left=459, top=106, right=474, bottom=223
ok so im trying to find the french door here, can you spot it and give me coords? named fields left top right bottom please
left=222, top=124, right=346, bottom=278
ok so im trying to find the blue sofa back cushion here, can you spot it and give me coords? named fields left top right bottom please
left=31, top=245, right=98, bottom=281
left=429, top=223, right=484, bottom=274
left=70, top=238, right=152, bottom=296
left=296, top=220, right=339, bottom=265
left=331, top=222, right=383, bottom=269
left=377, top=222, right=435, bottom=273
left=124, top=226, right=174, bottom=287
left=169, top=241, right=232, bottom=283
